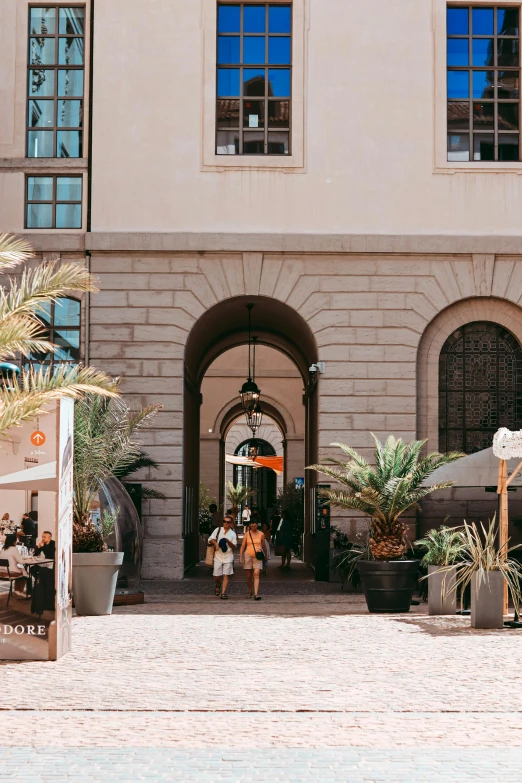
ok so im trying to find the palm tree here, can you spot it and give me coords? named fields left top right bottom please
left=225, top=481, right=256, bottom=520
left=0, top=233, right=117, bottom=435
left=73, top=394, right=161, bottom=524
left=113, top=450, right=167, bottom=501
left=308, top=434, right=463, bottom=560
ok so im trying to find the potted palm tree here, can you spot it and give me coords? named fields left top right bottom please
left=415, top=526, right=462, bottom=615
left=72, top=394, right=161, bottom=615
left=443, top=518, right=522, bottom=629
left=308, top=435, right=463, bottom=613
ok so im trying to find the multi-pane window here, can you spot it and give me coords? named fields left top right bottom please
left=439, top=322, right=522, bottom=453
left=216, top=3, right=291, bottom=155
left=26, top=175, right=82, bottom=228
left=23, top=298, right=81, bottom=371
left=447, top=6, right=520, bottom=162
left=27, top=6, right=85, bottom=158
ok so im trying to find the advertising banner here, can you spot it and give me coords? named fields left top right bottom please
left=0, top=400, right=73, bottom=660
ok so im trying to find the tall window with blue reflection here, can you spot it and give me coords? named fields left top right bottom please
left=21, top=297, right=81, bottom=372
left=27, top=6, right=85, bottom=158
left=447, top=5, right=520, bottom=162
left=216, top=3, right=291, bottom=155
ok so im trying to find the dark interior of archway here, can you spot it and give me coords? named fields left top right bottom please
left=185, top=295, right=318, bottom=384
left=184, top=295, right=319, bottom=571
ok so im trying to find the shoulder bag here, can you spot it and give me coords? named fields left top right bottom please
left=205, top=527, right=221, bottom=567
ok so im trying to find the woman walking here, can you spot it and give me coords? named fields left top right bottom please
left=239, top=518, right=267, bottom=600
left=276, top=511, right=293, bottom=570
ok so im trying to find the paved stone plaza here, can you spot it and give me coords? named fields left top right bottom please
left=1, top=592, right=522, bottom=781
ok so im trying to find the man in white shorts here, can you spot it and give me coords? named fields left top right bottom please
left=208, top=515, right=237, bottom=600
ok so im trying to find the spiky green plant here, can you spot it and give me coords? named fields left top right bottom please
left=439, top=517, right=522, bottom=613
left=73, top=394, right=161, bottom=524
left=415, top=524, right=463, bottom=567
left=225, top=481, right=256, bottom=518
left=113, top=450, right=167, bottom=501
left=307, top=434, right=464, bottom=560
left=0, top=233, right=117, bottom=435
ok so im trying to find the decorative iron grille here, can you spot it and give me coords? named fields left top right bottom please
left=439, top=321, right=522, bottom=453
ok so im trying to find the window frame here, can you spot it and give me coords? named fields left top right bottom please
left=21, top=296, right=82, bottom=372
left=25, top=174, right=83, bottom=229
left=202, top=0, right=305, bottom=171
left=446, top=4, right=520, bottom=163
left=216, top=3, right=293, bottom=156
left=26, top=5, right=86, bottom=159
left=435, top=0, right=522, bottom=172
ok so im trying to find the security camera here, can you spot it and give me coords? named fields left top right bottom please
left=309, top=362, right=325, bottom=374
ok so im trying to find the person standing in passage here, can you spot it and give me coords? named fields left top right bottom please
left=261, top=522, right=271, bottom=575
left=277, top=511, right=293, bottom=570
left=239, top=518, right=267, bottom=600
left=209, top=503, right=221, bottom=532
left=241, top=504, right=251, bottom=532
left=208, top=515, right=237, bottom=599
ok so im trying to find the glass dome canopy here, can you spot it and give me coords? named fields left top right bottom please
left=98, top=476, right=143, bottom=590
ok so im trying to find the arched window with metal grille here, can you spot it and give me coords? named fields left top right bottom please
left=439, top=321, right=522, bottom=454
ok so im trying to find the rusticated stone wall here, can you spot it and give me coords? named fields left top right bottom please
left=84, top=250, right=522, bottom=579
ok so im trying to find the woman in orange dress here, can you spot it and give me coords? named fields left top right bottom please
left=239, top=518, right=267, bottom=600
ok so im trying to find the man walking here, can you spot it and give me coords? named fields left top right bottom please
left=208, top=515, right=237, bottom=600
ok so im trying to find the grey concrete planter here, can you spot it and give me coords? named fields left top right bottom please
left=72, top=552, right=124, bottom=616
left=428, top=565, right=457, bottom=615
left=471, top=570, right=504, bottom=629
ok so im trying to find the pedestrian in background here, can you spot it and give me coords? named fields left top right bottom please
left=276, top=511, right=293, bottom=571
left=239, top=517, right=267, bottom=600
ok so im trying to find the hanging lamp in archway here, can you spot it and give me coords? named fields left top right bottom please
left=239, top=304, right=261, bottom=415
left=246, top=335, right=263, bottom=435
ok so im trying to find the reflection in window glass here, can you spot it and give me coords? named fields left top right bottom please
left=22, top=298, right=81, bottom=371
left=30, top=8, right=56, bottom=35
left=218, top=36, right=240, bottom=64
left=218, top=5, right=240, bottom=33
left=474, top=133, right=495, bottom=160
left=244, top=5, right=266, bottom=33
left=269, top=5, right=291, bottom=33
left=216, top=4, right=291, bottom=155
left=447, top=7, right=469, bottom=35
left=27, top=129, right=54, bottom=157
left=472, top=70, right=493, bottom=98
left=447, top=38, right=468, bottom=67
left=30, top=38, right=56, bottom=65
left=25, top=175, right=82, bottom=229
left=217, top=68, right=240, bottom=96
left=268, top=37, right=291, bottom=64
left=28, top=99, right=54, bottom=128
left=447, top=133, right=470, bottom=161
left=472, top=7, right=494, bottom=35
left=59, top=7, right=85, bottom=35
left=447, top=5, right=520, bottom=161
left=27, top=176, right=53, bottom=201
left=27, top=8, right=85, bottom=158
left=472, top=38, right=494, bottom=67
left=243, top=37, right=266, bottom=64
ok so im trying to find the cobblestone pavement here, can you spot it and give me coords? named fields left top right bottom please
left=1, top=594, right=522, bottom=781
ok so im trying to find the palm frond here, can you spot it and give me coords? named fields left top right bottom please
left=73, top=395, right=161, bottom=523
left=0, top=365, right=118, bottom=437
left=0, top=233, right=34, bottom=271
left=0, top=314, right=55, bottom=361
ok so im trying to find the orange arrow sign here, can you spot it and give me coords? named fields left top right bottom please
left=30, top=431, right=46, bottom=446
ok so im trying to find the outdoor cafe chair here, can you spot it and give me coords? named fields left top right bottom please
left=0, top=558, right=22, bottom=607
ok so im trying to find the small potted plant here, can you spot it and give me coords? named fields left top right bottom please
left=442, top=517, right=522, bottom=629
left=415, top=525, right=462, bottom=615
left=72, top=510, right=122, bottom=616
left=308, top=435, right=463, bottom=613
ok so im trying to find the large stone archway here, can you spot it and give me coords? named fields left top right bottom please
left=184, top=295, right=318, bottom=570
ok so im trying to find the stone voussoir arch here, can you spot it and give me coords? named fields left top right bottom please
left=417, top=296, right=522, bottom=453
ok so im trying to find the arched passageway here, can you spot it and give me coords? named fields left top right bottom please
left=184, top=295, right=319, bottom=570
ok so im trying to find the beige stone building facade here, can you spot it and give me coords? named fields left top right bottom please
left=3, top=0, right=522, bottom=578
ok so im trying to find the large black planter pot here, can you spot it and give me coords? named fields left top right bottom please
left=357, top=560, right=419, bottom=613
